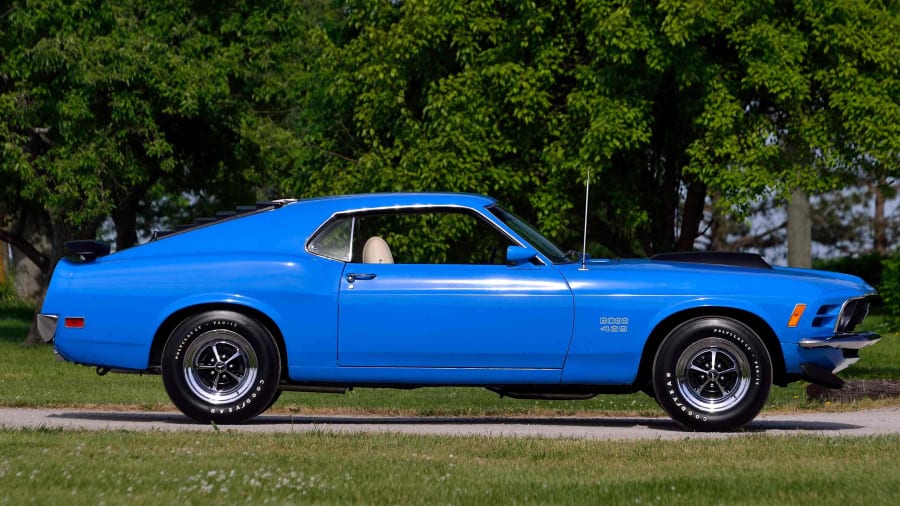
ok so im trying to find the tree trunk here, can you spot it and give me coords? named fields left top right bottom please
left=22, top=292, right=46, bottom=346
left=675, top=180, right=708, bottom=251
left=113, top=200, right=140, bottom=252
left=0, top=240, right=6, bottom=287
left=112, top=174, right=161, bottom=251
left=0, top=228, right=50, bottom=274
left=873, top=181, right=887, bottom=255
left=707, top=194, right=731, bottom=252
left=787, top=189, right=812, bottom=268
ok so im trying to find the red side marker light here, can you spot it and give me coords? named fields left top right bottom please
left=64, top=317, right=85, bottom=329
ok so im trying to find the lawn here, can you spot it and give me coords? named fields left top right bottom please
left=2, top=299, right=899, bottom=505
left=1, top=429, right=899, bottom=505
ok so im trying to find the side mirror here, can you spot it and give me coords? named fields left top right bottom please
left=506, top=245, right=538, bottom=265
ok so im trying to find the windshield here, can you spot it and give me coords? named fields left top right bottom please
left=488, top=205, right=575, bottom=264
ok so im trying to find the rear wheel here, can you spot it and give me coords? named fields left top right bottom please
left=652, top=317, right=772, bottom=431
left=162, top=310, right=281, bottom=423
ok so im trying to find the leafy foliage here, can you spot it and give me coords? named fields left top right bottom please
left=881, top=253, right=900, bottom=325
left=0, top=0, right=326, bottom=252
left=260, top=0, right=900, bottom=256
left=3, top=0, right=900, bottom=274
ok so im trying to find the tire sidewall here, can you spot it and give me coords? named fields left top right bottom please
left=162, top=310, right=281, bottom=424
left=653, top=317, right=772, bottom=431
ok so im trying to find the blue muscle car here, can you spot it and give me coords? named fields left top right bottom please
left=36, top=193, right=880, bottom=431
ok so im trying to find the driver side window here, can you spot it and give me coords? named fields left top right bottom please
left=354, top=210, right=513, bottom=264
left=309, top=208, right=515, bottom=264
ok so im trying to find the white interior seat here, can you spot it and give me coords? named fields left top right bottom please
left=362, top=236, right=394, bottom=264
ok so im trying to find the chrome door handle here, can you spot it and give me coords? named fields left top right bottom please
left=347, top=273, right=376, bottom=283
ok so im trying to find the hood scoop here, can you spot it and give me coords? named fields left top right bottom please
left=650, top=252, right=772, bottom=270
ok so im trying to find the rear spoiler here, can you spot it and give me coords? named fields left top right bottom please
left=150, top=199, right=297, bottom=241
left=65, top=240, right=111, bottom=261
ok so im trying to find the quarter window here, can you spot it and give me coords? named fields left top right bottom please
left=307, top=217, right=353, bottom=261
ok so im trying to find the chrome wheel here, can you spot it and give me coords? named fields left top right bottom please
left=653, top=317, right=772, bottom=431
left=675, top=338, right=751, bottom=413
left=181, top=330, right=259, bottom=405
left=163, top=311, right=281, bottom=423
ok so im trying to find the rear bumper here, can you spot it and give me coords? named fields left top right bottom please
left=36, top=314, right=59, bottom=343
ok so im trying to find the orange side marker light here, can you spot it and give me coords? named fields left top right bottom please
left=787, top=304, right=806, bottom=328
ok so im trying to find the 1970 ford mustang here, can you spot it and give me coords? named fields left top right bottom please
left=36, top=192, right=880, bottom=431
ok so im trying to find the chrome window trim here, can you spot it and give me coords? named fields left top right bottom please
left=304, top=203, right=545, bottom=265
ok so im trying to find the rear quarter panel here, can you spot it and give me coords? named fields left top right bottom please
left=45, top=204, right=344, bottom=373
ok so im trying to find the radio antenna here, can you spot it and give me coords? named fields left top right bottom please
left=579, top=170, right=591, bottom=271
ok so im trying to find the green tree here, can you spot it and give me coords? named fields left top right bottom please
left=4, top=0, right=900, bottom=294
left=0, top=0, right=327, bottom=342
left=269, top=0, right=900, bottom=257
left=0, top=1, right=329, bottom=268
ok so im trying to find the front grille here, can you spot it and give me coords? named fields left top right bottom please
left=834, top=297, right=870, bottom=334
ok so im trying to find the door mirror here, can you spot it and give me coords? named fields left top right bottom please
left=506, top=245, right=538, bottom=265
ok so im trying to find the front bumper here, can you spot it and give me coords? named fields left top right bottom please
left=798, top=331, right=881, bottom=388
left=799, top=331, right=881, bottom=351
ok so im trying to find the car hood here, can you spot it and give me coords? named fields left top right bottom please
left=561, top=257, right=876, bottom=298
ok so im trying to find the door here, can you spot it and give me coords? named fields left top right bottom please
left=305, top=205, right=577, bottom=370
left=337, top=262, right=574, bottom=368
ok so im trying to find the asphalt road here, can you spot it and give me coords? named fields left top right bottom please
left=1, top=407, right=899, bottom=439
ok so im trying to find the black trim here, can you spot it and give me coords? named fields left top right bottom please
left=650, top=252, right=772, bottom=270
left=800, top=363, right=845, bottom=389
left=151, top=200, right=296, bottom=241
left=65, top=240, right=111, bottom=261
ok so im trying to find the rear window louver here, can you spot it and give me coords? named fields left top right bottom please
left=150, top=199, right=296, bottom=241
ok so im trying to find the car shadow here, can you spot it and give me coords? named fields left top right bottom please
left=49, top=411, right=863, bottom=433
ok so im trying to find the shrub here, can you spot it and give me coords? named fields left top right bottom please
left=813, top=253, right=887, bottom=288
left=0, top=278, right=15, bottom=302
left=881, top=253, right=900, bottom=325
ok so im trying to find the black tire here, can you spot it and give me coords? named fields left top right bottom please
left=652, top=317, right=772, bottom=431
left=161, top=310, right=281, bottom=424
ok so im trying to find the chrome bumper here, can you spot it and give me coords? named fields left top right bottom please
left=35, top=314, right=59, bottom=343
left=799, top=331, right=881, bottom=376
left=799, top=331, right=880, bottom=350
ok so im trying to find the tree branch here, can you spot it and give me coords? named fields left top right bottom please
left=0, top=228, right=51, bottom=274
left=730, top=220, right=788, bottom=250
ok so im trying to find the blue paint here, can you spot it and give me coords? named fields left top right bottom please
left=40, top=192, right=877, bottom=399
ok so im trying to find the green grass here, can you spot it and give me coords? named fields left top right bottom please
left=3, top=301, right=899, bottom=504
left=2, top=301, right=898, bottom=415
left=0, top=298, right=32, bottom=342
left=848, top=315, right=900, bottom=380
left=1, top=429, right=899, bottom=505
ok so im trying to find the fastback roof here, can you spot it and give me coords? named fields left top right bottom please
left=290, top=192, right=497, bottom=211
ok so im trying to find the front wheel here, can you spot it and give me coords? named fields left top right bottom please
left=162, top=311, right=281, bottom=424
left=652, top=317, right=772, bottom=431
